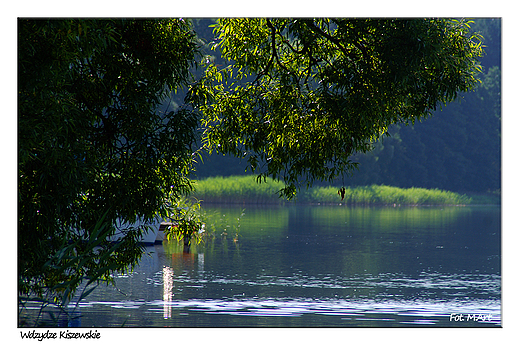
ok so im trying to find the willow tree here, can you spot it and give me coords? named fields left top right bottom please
left=189, top=18, right=483, bottom=198
left=18, top=19, right=199, bottom=304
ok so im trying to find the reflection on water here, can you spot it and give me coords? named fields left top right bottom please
left=150, top=297, right=499, bottom=324
left=162, top=266, right=174, bottom=319
left=20, top=205, right=501, bottom=327
left=153, top=259, right=500, bottom=326
left=162, top=252, right=205, bottom=319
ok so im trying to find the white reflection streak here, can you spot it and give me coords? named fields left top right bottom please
left=198, top=253, right=204, bottom=274
left=163, top=265, right=174, bottom=319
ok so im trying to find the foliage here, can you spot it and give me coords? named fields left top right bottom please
left=343, top=63, right=500, bottom=193
left=193, top=175, right=286, bottom=204
left=342, top=19, right=500, bottom=193
left=18, top=19, right=199, bottom=303
left=18, top=212, right=120, bottom=326
left=191, top=175, right=472, bottom=206
left=301, top=185, right=471, bottom=206
left=189, top=18, right=484, bottom=198
left=161, top=196, right=245, bottom=248
left=163, top=197, right=205, bottom=246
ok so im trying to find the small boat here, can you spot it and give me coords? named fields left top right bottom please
left=111, top=218, right=177, bottom=245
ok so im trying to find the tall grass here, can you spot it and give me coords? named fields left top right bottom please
left=192, top=176, right=286, bottom=204
left=191, top=175, right=473, bottom=206
left=299, top=184, right=471, bottom=205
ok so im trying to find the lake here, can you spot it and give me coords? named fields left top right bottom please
left=21, top=205, right=501, bottom=327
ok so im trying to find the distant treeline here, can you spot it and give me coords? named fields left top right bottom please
left=189, top=176, right=494, bottom=206
left=193, top=19, right=501, bottom=195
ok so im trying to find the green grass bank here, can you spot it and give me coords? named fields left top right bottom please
left=190, top=175, right=494, bottom=206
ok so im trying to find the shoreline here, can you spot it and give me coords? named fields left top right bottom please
left=190, top=176, right=500, bottom=206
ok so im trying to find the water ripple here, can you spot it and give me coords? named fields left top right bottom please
left=149, top=270, right=501, bottom=297
left=143, top=296, right=501, bottom=325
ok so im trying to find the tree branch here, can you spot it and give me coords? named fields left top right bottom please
left=302, top=19, right=361, bottom=62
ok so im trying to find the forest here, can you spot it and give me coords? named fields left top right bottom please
left=193, top=18, right=501, bottom=195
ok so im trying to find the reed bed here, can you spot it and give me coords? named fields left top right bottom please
left=298, top=184, right=471, bottom=205
left=192, top=175, right=286, bottom=204
left=191, top=175, right=472, bottom=206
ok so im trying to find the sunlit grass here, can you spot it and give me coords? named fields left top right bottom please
left=192, top=175, right=285, bottom=204
left=191, top=175, right=474, bottom=205
left=299, top=185, right=471, bottom=205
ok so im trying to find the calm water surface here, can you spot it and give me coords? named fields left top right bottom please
left=23, top=205, right=501, bottom=327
